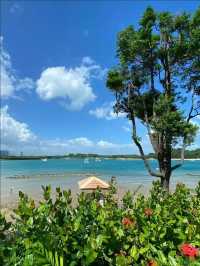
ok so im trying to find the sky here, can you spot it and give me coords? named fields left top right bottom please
left=1, top=0, right=200, bottom=155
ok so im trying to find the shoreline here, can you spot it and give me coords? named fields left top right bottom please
left=1, top=160, right=199, bottom=211
left=1, top=171, right=199, bottom=210
left=1, top=157, right=200, bottom=161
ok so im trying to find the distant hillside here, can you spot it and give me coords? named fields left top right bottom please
left=0, top=148, right=199, bottom=160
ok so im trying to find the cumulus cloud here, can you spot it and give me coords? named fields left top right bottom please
left=122, top=126, right=131, bottom=132
left=36, top=57, right=105, bottom=110
left=0, top=106, right=36, bottom=150
left=40, top=139, right=135, bottom=155
left=122, top=121, right=132, bottom=132
left=0, top=38, right=104, bottom=110
left=82, top=56, right=94, bottom=65
left=68, top=137, right=94, bottom=147
left=89, top=102, right=125, bottom=120
left=0, top=37, right=34, bottom=98
left=0, top=106, right=136, bottom=155
left=0, top=106, right=156, bottom=155
left=97, top=140, right=116, bottom=148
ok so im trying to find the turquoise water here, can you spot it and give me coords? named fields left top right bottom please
left=1, top=159, right=200, bottom=207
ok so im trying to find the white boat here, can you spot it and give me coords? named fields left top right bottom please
left=84, top=158, right=89, bottom=164
left=41, top=158, right=47, bottom=162
left=95, top=158, right=102, bottom=162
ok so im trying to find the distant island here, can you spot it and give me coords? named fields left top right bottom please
left=1, top=148, right=199, bottom=160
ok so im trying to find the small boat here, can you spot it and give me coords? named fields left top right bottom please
left=41, top=158, right=47, bottom=162
left=95, top=158, right=102, bottom=162
left=84, top=158, right=89, bottom=164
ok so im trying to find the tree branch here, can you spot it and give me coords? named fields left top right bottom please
left=171, top=163, right=182, bottom=171
left=142, top=99, right=158, bottom=155
left=172, top=91, right=198, bottom=172
left=130, top=115, right=163, bottom=178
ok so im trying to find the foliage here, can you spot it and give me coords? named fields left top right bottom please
left=106, top=6, right=200, bottom=189
left=1, top=181, right=200, bottom=265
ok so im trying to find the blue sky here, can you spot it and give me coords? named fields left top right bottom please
left=1, top=0, right=200, bottom=155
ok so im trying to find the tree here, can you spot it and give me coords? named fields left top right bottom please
left=106, top=7, right=200, bottom=191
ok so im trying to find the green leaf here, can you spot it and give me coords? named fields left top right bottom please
left=130, top=246, right=139, bottom=260
left=168, top=255, right=178, bottom=266
left=84, top=248, right=98, bottom=265
left=27, top=217, right=33, bottom=226
left=157, top=250, right=167, bottom=265
left=139, top=246, right=149, bottom=254
left=117, top=228, right=124, bottom=238
left=116, top=255, right=127, bottom=266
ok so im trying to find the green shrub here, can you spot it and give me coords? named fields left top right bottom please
left=1, top=181, right=200, bottom=265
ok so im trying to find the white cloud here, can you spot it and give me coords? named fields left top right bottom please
left=68, top=137, right=94, bottom=147
left=191, top=118, right=200, bottom=124
left=16, top=77, right=34, bottom=91
left=0, top=106, right=36, bottom=149
left=97, top=140, right=116, bottom=148
left=122, top=126, right=131, bottom=132
left=0, top=105, right=137, bottom=155
left=89, top=102, right=125, bottom=120
left=2, top=106, right=197, bottom=156
left=82, top=56, right=94, bottom=65
left=42, top=139, right=135, bottom=155
left=122, top=121, right=132, bottom=132
left=36, top=57, right=105, bottom=110
left=0, top=37, right=34, bottom=98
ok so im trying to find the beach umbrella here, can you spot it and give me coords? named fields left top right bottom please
left=78, top=176, right=109, bottom=190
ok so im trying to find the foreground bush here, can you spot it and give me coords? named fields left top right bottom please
left=1, top=181, right=200, bottom=265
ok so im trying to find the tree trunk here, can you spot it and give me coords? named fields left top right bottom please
left=158, top=161, right=171, bottom=192
left=157, top=134, right=172, bottom=192
left=161, top=176, right=170, bottom=191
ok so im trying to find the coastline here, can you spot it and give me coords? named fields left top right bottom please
left=1, top=157, right=200, bottom=161
left=1, top=171, right=199, bottom=210
left=1, top=159, right=199, bottom=212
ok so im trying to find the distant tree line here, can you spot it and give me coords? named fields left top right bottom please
left=172, top=148, right=200, bottom=159
left=1, top=148, right=199, bottom=160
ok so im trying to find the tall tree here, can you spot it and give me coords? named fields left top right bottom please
left=106, top=7, right=200, bottom=191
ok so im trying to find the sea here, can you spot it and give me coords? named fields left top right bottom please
left=1, top=158, right=200, bottom=207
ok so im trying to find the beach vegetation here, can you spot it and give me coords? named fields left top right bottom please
left=1, top=180, right=200, bottom=265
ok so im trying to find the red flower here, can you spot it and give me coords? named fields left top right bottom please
left=147, top=259, right=158, bottom=266
left=181, top=243, right=199, bottom=258
left=122, top=217, right=134, bottom=227
left=144, top=208, right=153, bottom=217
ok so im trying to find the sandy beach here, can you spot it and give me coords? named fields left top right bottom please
left=1, top=175, right=151, bottom=223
